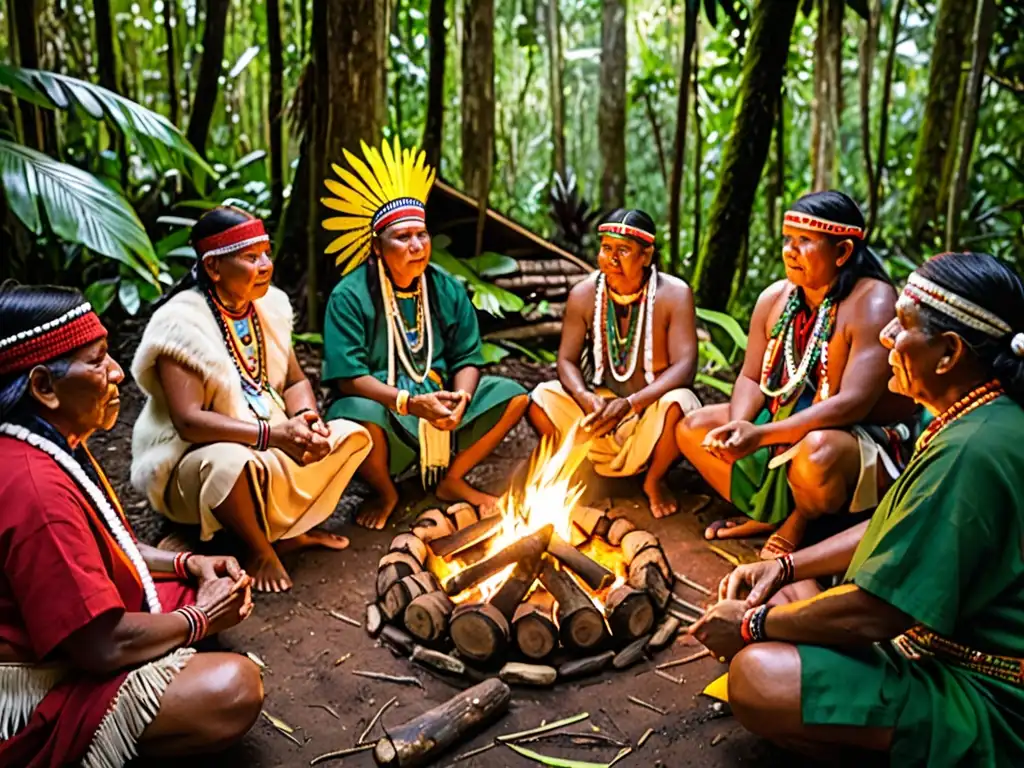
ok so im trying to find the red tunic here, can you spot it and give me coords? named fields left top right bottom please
left=0, top=435, right=194, bottom=767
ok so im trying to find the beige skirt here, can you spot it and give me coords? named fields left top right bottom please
left=531, top=380, right=701, bottom=477
left=165, top=414, right=371, bottom=542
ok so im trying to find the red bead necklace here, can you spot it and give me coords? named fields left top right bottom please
left=915, top=379, right=1003, bottom=454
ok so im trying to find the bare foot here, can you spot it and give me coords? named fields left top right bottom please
left=246, top=549, right=293, bottom=593
left=436, top=475, right=499, bottom=512
left=276, top=529, right=350, bottom=555
left=704, top=517, right=777, bottom=541
left=357, top=487, right=399, bottom=530
left=644, top=477, right=679, bottom=519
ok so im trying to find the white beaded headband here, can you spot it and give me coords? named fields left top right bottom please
left=200, top=234, right=270, bottom=258
left=0, top=301, right=93, bottom=350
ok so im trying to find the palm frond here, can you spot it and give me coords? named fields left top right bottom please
left=0, top=139, right=160, bottom=284
left=0, top=66, right=215, bottom=180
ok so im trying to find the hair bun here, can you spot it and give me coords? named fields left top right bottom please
left=1012, top=332, right=1024, bottom=358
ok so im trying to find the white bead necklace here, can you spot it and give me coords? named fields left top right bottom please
left=591, top=268, right=657, bottom=386
left=759, top=298, right=833, bottom=402
left=379, top=258, right=434, bottom=386
left=0, top=423, right=162, bottom=613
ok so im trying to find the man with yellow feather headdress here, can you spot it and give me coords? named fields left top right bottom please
left=320, top=138, right=529, bottom=528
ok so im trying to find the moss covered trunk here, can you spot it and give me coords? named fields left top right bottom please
left=462, top=0, right=496, bottom=255
left=598, top=0, right=626, bottom=210
left=692, top=0, right=800, bottom=311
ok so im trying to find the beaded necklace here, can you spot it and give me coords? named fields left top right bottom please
left=915, top=380, right=1003, bottom=455
left=204, top=288, right=284, bottom=420
left=390, top=280, right=426, bottom=353
left=592, top=268, right=657, bottom=386
left=378, top=258, right=434, bottom=385
left=759, top=290, right=837, bottom=403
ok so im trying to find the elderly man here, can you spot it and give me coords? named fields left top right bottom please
left=0, top=284, right=263, bottom=767
left=676, top=191, right=915, bottom=556
left=528, top=208, right=701, bottom=518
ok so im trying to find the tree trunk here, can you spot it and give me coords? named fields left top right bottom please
left=423, top=0, right=447, bottom=170
left=598, top=0, right=626, bottom=210
left=163, top=0, right=180, bottom=124
left=944, top=0, right=997, bottom=251
left=11, top=0, right=44, bottom=150
left=859, top=0, right=881, bottom=220
left=306, top=0, right=387, bottom=328
left=811, top=0, right=842, bottom=191
left=906, top=0, right=973, bottom=248
left=462, top=0, right=495, bottom=256
left=692, top=31, right=703, bottom=265
left=267, top=0, right=285, bottom=222
left=867, top=0, right=907, bottom=235
left=668, top=3, right=697, bottom=272
left=93, top=0, right=121, bottom=94
left=186, top=0, right=230, bottom=157
left=547, top=0, right=566, bottom=180
left=692, top=0, right=800, bottom=310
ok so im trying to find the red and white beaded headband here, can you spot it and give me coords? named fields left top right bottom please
left=783, top=211, right=864, bottom=240
left=899, top=273, right=1013, bottom=338
left=0, top=302, right=107, bottom=376
left=371, top=197, right=426, bottom=234
left=598, top=222, right=655, bottom=245
left=194, top=219, right=270, bottom=258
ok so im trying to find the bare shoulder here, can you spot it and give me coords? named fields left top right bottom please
left=567, top=272, right=599, bottom=306
left=756, top=279, right=791, bottom=316
left=655, top=272, right=693, bottom=301
left=843, top=277, right=898, bottom=324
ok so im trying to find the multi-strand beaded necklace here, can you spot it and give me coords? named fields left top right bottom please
left=378, top=258, right=434, bottom=386
left=759, top=290, right=838, bottom=405
left=592, top=267, right=657, bottom=386
left=914, top=379, right=1003, bottom=455
left=204, top=288, right=284, bottom=420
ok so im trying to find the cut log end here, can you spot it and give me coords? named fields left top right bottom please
left=450, top=603, right=511, bottom=663
left=561, top=606, right=608, bottom=651
left=404, top=591, right=454, bottom=642
left=606, top=586, right=655, bottom=642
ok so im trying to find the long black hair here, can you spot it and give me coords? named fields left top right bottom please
left=915, top=252, right=1024, bottom=407
left=0, top=284, right=84, bottom=419
left=600, top=208, right=660, bottom=267
left=157, top=206, right=254, bottom=307
left=788, top=191, right=891, bottom=303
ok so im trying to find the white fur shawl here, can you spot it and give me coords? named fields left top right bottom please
left=130, top=286, right=293, bottom=513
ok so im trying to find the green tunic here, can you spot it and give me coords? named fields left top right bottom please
left=799, top=395, right=1024, bottom=766
left=322, top=262, right=526, bottom=475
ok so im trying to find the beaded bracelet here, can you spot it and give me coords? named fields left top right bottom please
left=254, top=420, right=270, bottom=451
left=749, top=605, right=770, bottom=642
left=778, top=553, right=795, bottom=584
left=741, top=607, right=756, bottom=644
left=173, top=551, right=194, bottom=580
left=395, top=389, right=410, bottom=416
left=175, top=604, right=210, bottom=646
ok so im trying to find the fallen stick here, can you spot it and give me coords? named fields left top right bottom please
left=495, top=711, right=590, bottom=743
left=628, top=696, right=667, bottom=716
left=352, top=670, right=424, bottom=689
left=327, top=609, right=362, bottom=628
left=655, top=648, right=711, bottom=670
left=373, top=679, right=511, bottom=767
left=638, top=727, right=655, bottom=747
left=674, top=571, right=713, bottom=596
left=654, top=669, right=684, bottom=685
left=307, top=703, right=340, bottom=719
left=449, top=742, right=497, bottom=762
left=708, top=545, right=741, bottom=567
left=669, top=594, right=706, bottom=616
left=358, top=696, right=398, bottom=744
left=310, top=743, right=375, bottom=765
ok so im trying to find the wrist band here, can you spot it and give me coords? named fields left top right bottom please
left=749, top=604, right=770, bottom=642
left=173, top=551, right=194, bottom=580
left=778, top=553, right=795, bottom=584
left=741, top=607, right=756, bottom=644
left=254, top=420, right=270, bottom=451
left=175, top=604, right=210, bottom=646
left=395, top=389, right=410, bottom=416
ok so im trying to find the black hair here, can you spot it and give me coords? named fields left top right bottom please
left=157, top=206, right=255, bottom=307
left=600, top=208, right=660, bottom=266
left=788, top=191, right=891, bottom=303
left=915, top=252, right=1024, bottom=407
left=0, top=283, right=84, bottom=418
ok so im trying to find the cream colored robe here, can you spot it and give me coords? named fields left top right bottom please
left=131, top=286, right=371, bottom=541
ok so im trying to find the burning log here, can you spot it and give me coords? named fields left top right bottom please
left=512, top=590, right=558, bottom=660
left=558, top=650, right=615, bottom=680
left=404, top=591, right=454, bottom=643
left=606, top=517, right=636, bottom=547
left=449, top=551, right=545, bottom=664
left=411, top=508, right=456, bottom=543
left=382, top=572, right=439, bottom=622
left=376, top=551, right=425, bottom=599
left=443, top=524, right=553, bottom=596
left=428, top=515, right=503, bottom=560
left=547, top=534, right=614, bottom=591
left=538, top=557, right=608, bottom=652
left=604, top=585, right=655, bottom=642
left=372, top=679, right=511, bottom=768
left=389, top=533, right=429, bottom=565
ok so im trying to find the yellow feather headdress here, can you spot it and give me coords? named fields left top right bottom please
left=321, top=137, right=436, bottom=274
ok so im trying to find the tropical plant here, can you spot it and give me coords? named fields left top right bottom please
left=694, top=306, right=747, bottom=395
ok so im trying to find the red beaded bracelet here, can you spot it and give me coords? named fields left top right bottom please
left=175, top=605, right=210, bottom=646
left=741, top=606, right=756, bottom=644
left=173, top=551, right=194, bottom=580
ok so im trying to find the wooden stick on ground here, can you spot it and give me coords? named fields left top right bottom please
left=372, top=679, right=511, bottom=768
left=358, top=696, right=397, bottom=744
left=655, top=648, right=711, bottom=670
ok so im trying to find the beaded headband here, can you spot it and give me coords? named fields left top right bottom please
left=598, top=222, right=655, bottom=245
left=898, top=273, right=1024, bottom=357
left=783, top=211, right=864, bottom=240
left=0, top=302, right=107, bottom=376
left=371, top=197, right=427, bottom=233
left=194, top=219, right=270, bottom=258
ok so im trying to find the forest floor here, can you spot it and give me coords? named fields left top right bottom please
left=93, top=319, right=818, bottom=768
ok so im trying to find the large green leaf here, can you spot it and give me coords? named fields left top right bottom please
left=0, top=139, right=159, bottom=284
left=0, top=66, right=214, bottom=179
left=696, top=307, right=748, bottom=351
left=465, top=251, right=518, bottom=277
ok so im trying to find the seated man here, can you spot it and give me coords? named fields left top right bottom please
left=690, top=252, right=1024, bottom=766
left=528, top=208, right=701, bottom=518
left=676, top=191, right=914, bottom=556
left=321, top=138, right=529, bottom=529
left=0, top=285, right=263, bottom=766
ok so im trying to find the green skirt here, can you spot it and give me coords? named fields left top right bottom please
left=799, top=642, right=1024, bottom=766
left=325, top=374, right=526, bottom=475
left=729, top=409, right=793, bottom=525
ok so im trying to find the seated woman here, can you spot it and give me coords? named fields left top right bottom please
left=0, top=285, right=263, bottom=766
left=320, top=138, right=529, bottom=529
left=132, top=207, right=372, bottom=592
left=689, top=252, right=1024, bottom=766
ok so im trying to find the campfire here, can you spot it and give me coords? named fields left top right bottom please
left=367, top=434, right=691, bottom=682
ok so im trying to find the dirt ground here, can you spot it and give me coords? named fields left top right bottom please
left=90, top=320, right=817, bottom=768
